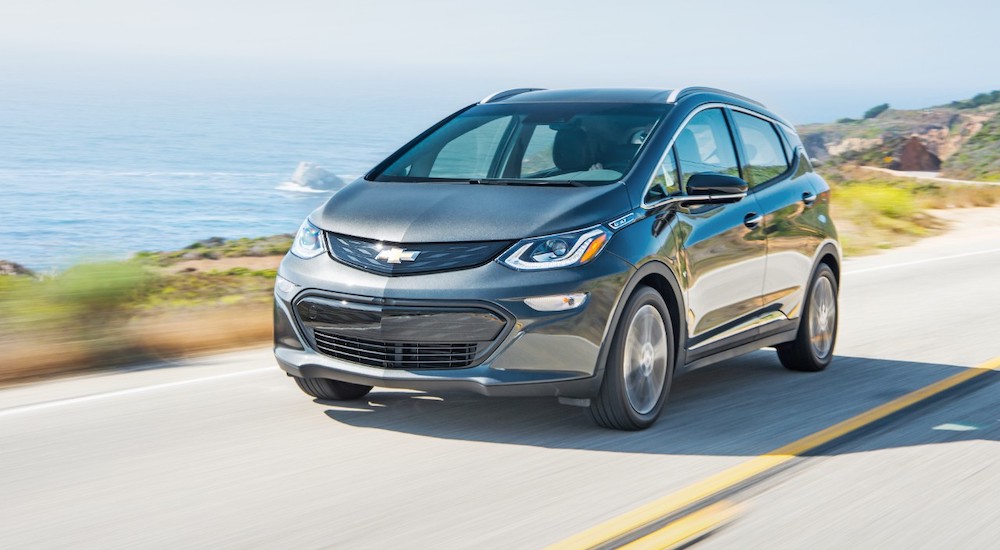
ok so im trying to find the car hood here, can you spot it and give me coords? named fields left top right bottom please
left=311, top=179, right=632, bottom=243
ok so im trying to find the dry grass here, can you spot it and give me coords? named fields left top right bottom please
left=0, top=303, right=272, bottom=385
left=826, top=165, right=1000, bottom=255
left=128, top=303, right=272, bottom=358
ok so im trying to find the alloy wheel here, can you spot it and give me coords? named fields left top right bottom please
left=622, top=304, right=668, bottom=414
left=808, top=276, right=836, bottom=360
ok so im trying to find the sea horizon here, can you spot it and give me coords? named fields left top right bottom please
left=0, top=89, right=462, bottom=271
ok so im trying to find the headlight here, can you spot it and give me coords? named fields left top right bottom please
left=499, top=225, right=611, bottom=270
left=290, top=219, right=325, bottom=259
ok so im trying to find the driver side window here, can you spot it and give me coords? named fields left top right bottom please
left=674, top=109, right=740, bottom=190
left=645, top=147, right=679, bottom=204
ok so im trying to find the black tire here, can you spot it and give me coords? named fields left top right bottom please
left=776, top=264, right=838, bottom=372
left=589, top=286, right=675, bottom=430
left=293, top=376, right=373, bottom=400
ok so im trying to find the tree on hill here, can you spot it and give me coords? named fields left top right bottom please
left=863, top=103, right=890, bottom=119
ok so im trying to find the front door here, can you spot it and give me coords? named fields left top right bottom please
left=670, top=108, right=768, bottom=353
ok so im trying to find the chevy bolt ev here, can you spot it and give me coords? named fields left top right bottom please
left=274, top=87, right=840, bottom=430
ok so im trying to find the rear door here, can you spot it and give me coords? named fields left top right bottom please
left=671, top=108, right=768, bottom=354
left=729, top=109, right=819, bottom=328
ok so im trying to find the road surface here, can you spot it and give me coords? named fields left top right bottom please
left=2, top=208, right=999, bottom=549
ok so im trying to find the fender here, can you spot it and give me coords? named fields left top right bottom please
left=810, top=239, right=842, bottom=282
left=591, top=259, right=688, bottom=389
left=782, top=239, right=841, bottom=335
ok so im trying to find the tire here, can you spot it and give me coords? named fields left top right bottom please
left=293, top=376, right=373, bottom=400
left=776, top=264, right=838, bottom=372
left=589, top=286, right=674, bottom=430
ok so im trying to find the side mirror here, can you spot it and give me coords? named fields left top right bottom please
left=683, top=172, right=748, bottom=205
left=644, top=172, right=749, bottom=214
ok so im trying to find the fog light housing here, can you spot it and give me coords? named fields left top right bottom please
left=524, top=293, right=588, bottom=312
left=275, top=275, right=300, bottom=300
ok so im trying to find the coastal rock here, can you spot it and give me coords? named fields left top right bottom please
left=289, top=161, right=345, bottom=191
left=797, top=107, right=993, bottom=169
left=0, top=260, right=35, bottom=277
left=892, top=136, right=942, bottom=171
left=801, top=134, right=830, bottom=162
left=827, top=137, right=884, bottom=157
left=189, top=237, right=226, bottom=248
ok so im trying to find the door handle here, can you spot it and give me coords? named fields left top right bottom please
left=743, top=212, right=763, bottom=229
left=802, top=192, right=817, bottom=207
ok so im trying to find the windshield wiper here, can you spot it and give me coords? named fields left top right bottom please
left=468, top=179, right=585, bottom=188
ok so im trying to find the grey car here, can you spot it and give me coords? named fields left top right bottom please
left=273, top=87, right=840, bottom=430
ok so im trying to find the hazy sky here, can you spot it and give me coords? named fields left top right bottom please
left=2, top=0, right=998, bottom=122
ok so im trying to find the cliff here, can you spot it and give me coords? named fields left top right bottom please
left=797, top=91, right=1000, bottom=181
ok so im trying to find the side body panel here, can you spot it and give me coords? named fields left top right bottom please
left=618, top=96, right=840, bottom=374
left=752, top=151, right=834, bottom=322
left=674, top=198, right=768, bottom=349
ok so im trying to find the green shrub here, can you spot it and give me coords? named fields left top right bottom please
left=950, top=90, right=1000, bottom=110
left=942, top=115, right=1000, bottom=181
left=863, top=103, right=890, bottom=119
left=0, top=261, right=152, bottom=351
left=837, top=184, right=918, bottom=220
left=135, top=235, right=292, bottom=266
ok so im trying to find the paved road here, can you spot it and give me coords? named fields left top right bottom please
left=2, top=210, right=999, bottom=549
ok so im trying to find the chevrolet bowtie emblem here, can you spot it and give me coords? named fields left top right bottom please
left=374, top=247, right=421, bottom=264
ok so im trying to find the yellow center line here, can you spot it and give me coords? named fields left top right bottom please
left=618, top=501, right=742, bottom=550
left=548, top=356, right=1000, bottom=550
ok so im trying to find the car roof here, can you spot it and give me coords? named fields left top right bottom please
left=483, top=87, right=793, bottom=130
left=497, top=88, right=674, bottom=104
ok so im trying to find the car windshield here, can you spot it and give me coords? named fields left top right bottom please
left=370, top=102, right=669, bottom=186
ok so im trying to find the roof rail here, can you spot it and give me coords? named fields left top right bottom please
left=479, top=88, right=546, bottom=104
left=666, top=86, right=766, bottom=108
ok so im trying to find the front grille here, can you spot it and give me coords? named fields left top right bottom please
left=296, top=295, right=510, bottom=369
left=327, top=233, right=513, bottom=275
left=313, top=330, right=479, bottom=369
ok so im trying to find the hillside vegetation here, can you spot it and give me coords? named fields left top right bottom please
left=0, top=236, right=289, bottom=383
left=799, top=91, right=1000, bottom=180
left=943, top=115, right=1000, bottom=181
left=825, top=165, right=1000, bottom=254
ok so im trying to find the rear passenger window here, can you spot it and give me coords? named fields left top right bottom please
left=732, top=112, right=789, bottom=185
left=674, top=109, right=740, bottom=189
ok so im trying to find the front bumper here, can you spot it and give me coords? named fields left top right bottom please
left=273, top=249, right=634, bottom=397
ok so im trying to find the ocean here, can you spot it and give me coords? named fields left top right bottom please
left=0, top=88, right=461, bottom=270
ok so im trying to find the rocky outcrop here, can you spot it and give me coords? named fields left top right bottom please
left=892, top=137, right=941, bottom=171
left=801, top=134, right=830, bottom=162
left=288, top=162, right=345, bottom=191
left=797, top=107, right=993, bottom=167
left=0, top=260, right=35, bottom=277
left=827, top=137, right=884, bottom=157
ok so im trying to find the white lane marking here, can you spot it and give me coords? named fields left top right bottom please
left=0, top=367, right=274, bottom=418
left=846, top=247, right=1000, bottom=275
left=932, top=423, right=980, bottom=432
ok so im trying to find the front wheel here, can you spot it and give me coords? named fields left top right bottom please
left=589, top=286, right=674, bottom=430
left=776, top=264, right=838, bottom=372
left=293, top=376, right=373, bottom=401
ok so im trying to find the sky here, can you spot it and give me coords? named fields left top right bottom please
left=2, top=0, right=999, bottom=123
